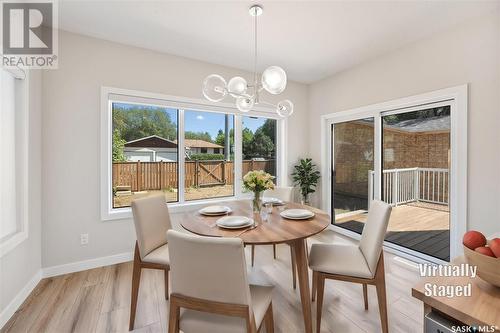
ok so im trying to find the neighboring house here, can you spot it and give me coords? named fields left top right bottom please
left=124, top=136, right=224, bottom=162
left=124, top=135, right=178, bottom=162
left=183, top=139, right=224, bottom=155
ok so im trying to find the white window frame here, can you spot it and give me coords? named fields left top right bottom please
left=0, top=69, right=29, bottom=258
left=100, top=86, right=287, bottom=220
left=320, top=85, right=468, bottom=262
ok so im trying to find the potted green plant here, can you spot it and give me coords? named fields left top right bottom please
left=292, top=158, right=321, bottom=205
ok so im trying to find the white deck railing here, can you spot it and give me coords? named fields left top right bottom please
left=368, top=167, right=449, bottom=207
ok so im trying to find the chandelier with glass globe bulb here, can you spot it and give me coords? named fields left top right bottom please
left=202, top=5, right=293, bottom=117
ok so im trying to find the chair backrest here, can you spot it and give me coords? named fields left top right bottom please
left=131, top=194, right=172, bottom=259
left=359, top=200, right=392, bottom=274
left=263, top=186, right=294, bottom=202
left=167, top=230, right=251, bottom=306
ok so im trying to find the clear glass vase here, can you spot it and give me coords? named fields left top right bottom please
left=253, top=191, right=263, bottom=213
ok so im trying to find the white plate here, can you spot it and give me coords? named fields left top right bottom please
left=280, top=209, right=315, bottom=220
left=216, top=216, right=254, bottom=229
left=262, top=197, right=284, bottom=205
left=199, top=205, right=232, bottom=216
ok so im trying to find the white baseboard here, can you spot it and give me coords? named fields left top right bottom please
left=0, top=252, right=134, bottom=329
left=42, top=251, right=133, bottom=278
left=0, top=269, right=42, bottom=329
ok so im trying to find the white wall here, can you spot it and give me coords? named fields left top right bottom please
left=42, top=31, right=309, bottom=267
left=308, top=10, right=500, bottom=235
left=0, top=71, right=43, bottom=315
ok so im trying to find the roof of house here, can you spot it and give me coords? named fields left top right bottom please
left=175, top=139, right=223, bottom=149
left=185, top=139, right=223, bottom=149
left=356, top=115, right=450, bottom=133
left=125, top=135, right=223, bottom=149
left=387, top=115, right=450, bottom=133
left=124, top=135, right=177, bottom=148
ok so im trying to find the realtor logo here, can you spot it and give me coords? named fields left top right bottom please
left=1, top=1, right=58, bottom=68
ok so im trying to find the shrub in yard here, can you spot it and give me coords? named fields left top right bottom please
left=188, top=153, right=224, bottom=160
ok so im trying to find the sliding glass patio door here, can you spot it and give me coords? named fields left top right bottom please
left=329, top=102, right=452, bottom=262
left=381, top=105, right=451, bottom=261
left=331, top=118, right=374, bottom=230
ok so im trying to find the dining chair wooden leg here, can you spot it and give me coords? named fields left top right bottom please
left=316, top=273, right=325, bottom=333
left=251, top=245, right=255, bottom=267
left=363, top=283, right=368, bottom=310
left=290, top=245, right=296, bottom=290
left=376, top=279, right=388, bottom=333
left=273, top=244, right=277, bottom=259
left=312, top=271, right=318, bottom=302
left=129, top=245, right=142, bottom=331
left=292, top=239, right=313, bottom=333
left=375, top=255, right=388, bottom=333
left=168, top=296, right=180, bottom=333
left=164, top=268, right=170, bottom=300
left=264, top=303, right=274, bottom=333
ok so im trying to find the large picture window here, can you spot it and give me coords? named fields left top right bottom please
left=0, top=68, right=28, bottom=256
left=184, top=110, right=234, bottom=201
left=242, top=116, right=277, bottom=181
left=103, top=88, right=285, bottom=216
left=1, top=69, right=18, bottom=240
left=112, top=103, right=178, bottom=208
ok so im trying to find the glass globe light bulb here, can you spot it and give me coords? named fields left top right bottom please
left=276, top=99, right=294, bottom=117
left=202, top=74, right=227, bottom=102
left=227, top=76, right=248, bottom=97
left=236, top=95, right=255, bottom=112
left=261, top=66, right=287, bottom=95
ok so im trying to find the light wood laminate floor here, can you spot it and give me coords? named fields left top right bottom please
left=1, top=230, right=424, bottom=333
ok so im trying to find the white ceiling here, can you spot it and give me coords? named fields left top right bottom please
left=59, top=0, right=499, bottom=83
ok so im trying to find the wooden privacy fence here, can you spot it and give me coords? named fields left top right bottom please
left=113, top=160, right=276, bottom=192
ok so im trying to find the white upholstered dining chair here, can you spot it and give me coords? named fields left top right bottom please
left=166, top=230, right=275, bottom=333
left=309, top=200, right=392, bottom=333
left=129, top=194, right=171, bottom=331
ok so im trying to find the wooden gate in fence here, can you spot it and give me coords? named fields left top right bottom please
left=113, top=160, right=275, bottom=192
left=185, top=160, right=228, bottom=187
left=199, top=161, right=224, bottom=187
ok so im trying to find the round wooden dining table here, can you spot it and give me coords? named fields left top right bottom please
left=176, top=199, right=330, bottom=333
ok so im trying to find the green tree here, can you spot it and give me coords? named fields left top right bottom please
left=247, top=129, right=274, bottom=158
left=242, top=127, right=254, bottom=159
left=185, top=131, right=213, bottom=142
left=112, top=105, right=177, bottom=142
left=112, top=129, right=127, bottom=162
left=383, top=106, right=450, bottom=125
left=215, top=129, right=224, bottom=145
left=260, top=119, right=276, bottom=144
left=215, top=128, right=234, bottom=146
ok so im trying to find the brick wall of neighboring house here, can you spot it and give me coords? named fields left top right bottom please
left=334, top=121, right=450, bottom=198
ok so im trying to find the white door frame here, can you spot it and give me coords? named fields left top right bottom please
left=320, top=85, right=468, bottom=262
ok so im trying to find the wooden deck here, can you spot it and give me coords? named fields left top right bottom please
left=335, top=205, right=450, bottom=261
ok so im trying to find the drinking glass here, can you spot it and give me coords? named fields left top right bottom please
left=265, top=203, right=273, bottom=215
left=260, top=207, right=269, bottom=222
